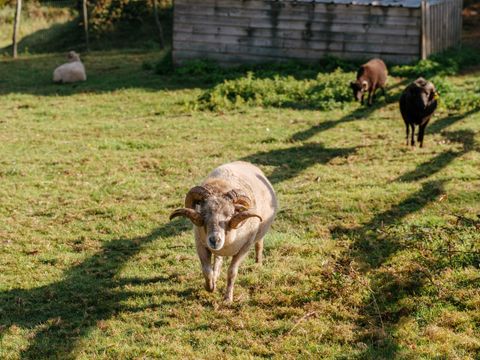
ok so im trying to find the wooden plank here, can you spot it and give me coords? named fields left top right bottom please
left=436, top=4, right=440, bottom=53
left=447, top=0, right=450, bottom=48
left=442, top=2, right=447, bottom=51
left=173, top=33, right=420, bottom=54
left=175, top=4, right=421, bottom=25
left=428, top=5, right=435, bottom=56
left=421, top=0, right=427, bottom=59
left=173, top=48, right=419, bottom=65
left=174, top=27, right=420, bottom=46
left=445, top=0, right=450, bottom=48
left=173, top=12, right=421, bottom=30
left=173, top=0, right=423, bottom=64
left=173, top=17, right=421, bottom=36
left=174, top=39, right=420, bottom=57
left=174, top=0, right=420, bottom=17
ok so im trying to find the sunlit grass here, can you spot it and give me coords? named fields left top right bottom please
left=0, top=50, right=479, bottom=359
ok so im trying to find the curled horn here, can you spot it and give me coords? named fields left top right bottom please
left=229, top=212, right=263, bottom=229
left=224, top=189, right=252, bottom=209
left=169, top=185, right=211, bottom=227
left=185, top=186, right=212, bottom=209
left=169, top=208, right=204, bottom=226
left=361, top=80, right=369, bottom=91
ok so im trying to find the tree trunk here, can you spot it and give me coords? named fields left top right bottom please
left=12, top=0, right=22, bottom=58
left=153, top=0, right=165, bottom=49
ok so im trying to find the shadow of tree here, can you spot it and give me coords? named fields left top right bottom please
left=243, top=142, right=357, bottom=185
left=0, top=219, right=188, bottom=359
left=331, top=180, right=445, bottom=356
left=329, top=107, right=479, bottom=356
left=1, top=21, right=85, bottom=55
left=0, top=6, right=172, bottom=56
left=397, top=109, right=479, bottom=182
left=290, top=79, right=409, bottom=142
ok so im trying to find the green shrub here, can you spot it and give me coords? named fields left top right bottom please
left=197, top=69, right=354, bottom=111
left=431, top=76, right=480, bottom=112
left=391, top=47, right=480, bottom=78
left=88, top=0, right=171, bottom=35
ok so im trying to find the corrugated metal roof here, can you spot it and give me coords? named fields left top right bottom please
left=292, top=0, right=429, bottom=8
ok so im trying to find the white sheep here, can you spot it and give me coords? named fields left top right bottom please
left=170, top=161, right=278, bottom=302
left=53, top=51, right=86, bottom=83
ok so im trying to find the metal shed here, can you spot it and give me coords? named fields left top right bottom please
left=172, top=0, right=463, bottom=65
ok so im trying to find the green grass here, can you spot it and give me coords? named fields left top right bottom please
left=0, top=49, right=479, bottom=359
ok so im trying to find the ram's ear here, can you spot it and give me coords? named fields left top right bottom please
left=234, top=204, right=249, bottom=212
left=229, top=211, right=262, bottom=229
left=169, top=208, right=204, bottom=226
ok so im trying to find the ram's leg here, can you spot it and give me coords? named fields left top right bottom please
left=255, top=238, right=264, bottom=265
left=418, top=123, right=428, bottom=148
left=368, top=88, right=375, bottom=106
left=196, top=243, right=214, bottom=292
left=360, top=93, right=365, bottom=105
left=213, top=255, right=223, bottom=287
left=405, top=122, right=410, bottom=146
left=410, top=124, right=416, bottom=146
left=225, top=242, right=252, bottom=302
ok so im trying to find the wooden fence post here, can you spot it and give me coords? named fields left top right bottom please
left=12, top=0, right=22, bottom=58
left=82, top=0, right=90, bottom=51
left=153, top=0, right=165, bottom=49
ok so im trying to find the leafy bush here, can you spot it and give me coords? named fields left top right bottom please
left=391, top=47, right=480, bottom=78
left=0, top=0, right=14, bottom=8
left=156, top=55, right=360, bottom=82
left=197, top=69, right=354, bottom=111
left=431, top=76, right=480, bottom=112
left=88, top=0, right=171, bottom=35
left=168, top=52, right=480, bottom=113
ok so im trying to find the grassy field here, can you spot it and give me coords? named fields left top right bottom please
left=0, top=49, right=479, bottom=359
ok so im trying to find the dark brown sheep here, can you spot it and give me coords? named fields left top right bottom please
left=350, top=58, right=388, bottom=106
left=400, top=77, right=438, bottom=148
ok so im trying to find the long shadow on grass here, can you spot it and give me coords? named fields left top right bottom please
left=1, top=20, right=85, bottom=55
left=396, top=109, right=480, bottom=182
left=0, top=219, right=188, bottom=359
left=330, top=180, right=446, bottom=357
left=241, top=80, right=410, bottom=185
left=331, top=108, right=479, bottom=356
left=290, top=79, right=408, bottom=142
left=243, top=142, right=357, bottom=185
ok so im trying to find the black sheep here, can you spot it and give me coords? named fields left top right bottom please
left=400, top=77, right=438, bottom=148
left=350, top=58, right=388, bottom=106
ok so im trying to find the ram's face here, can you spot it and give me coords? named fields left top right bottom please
left=199, top=196, right=235, bottom=251
left=67, top=51, right=80, bottom=62
left=418, top=83, right=437, bottom=105
left=169, top=186, right=263, bottom=251
left=350, top=82, right=364, bottom=102
left=426, top=83, right=437, bottom=102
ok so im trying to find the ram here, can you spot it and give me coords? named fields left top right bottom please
left=53, top=51, right=86, bottom=84
left=170, top=161, right=277, bottom=302
left=350, top=58, right=388, bottom=106
left=400, top=77, right=438, bottom=147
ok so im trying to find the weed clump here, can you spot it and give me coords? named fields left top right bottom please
left=197, top=69, right=354, bottom=111
left=430, top=76, right=480, bottom=112
left=391, top=47, right=480, bottom=78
